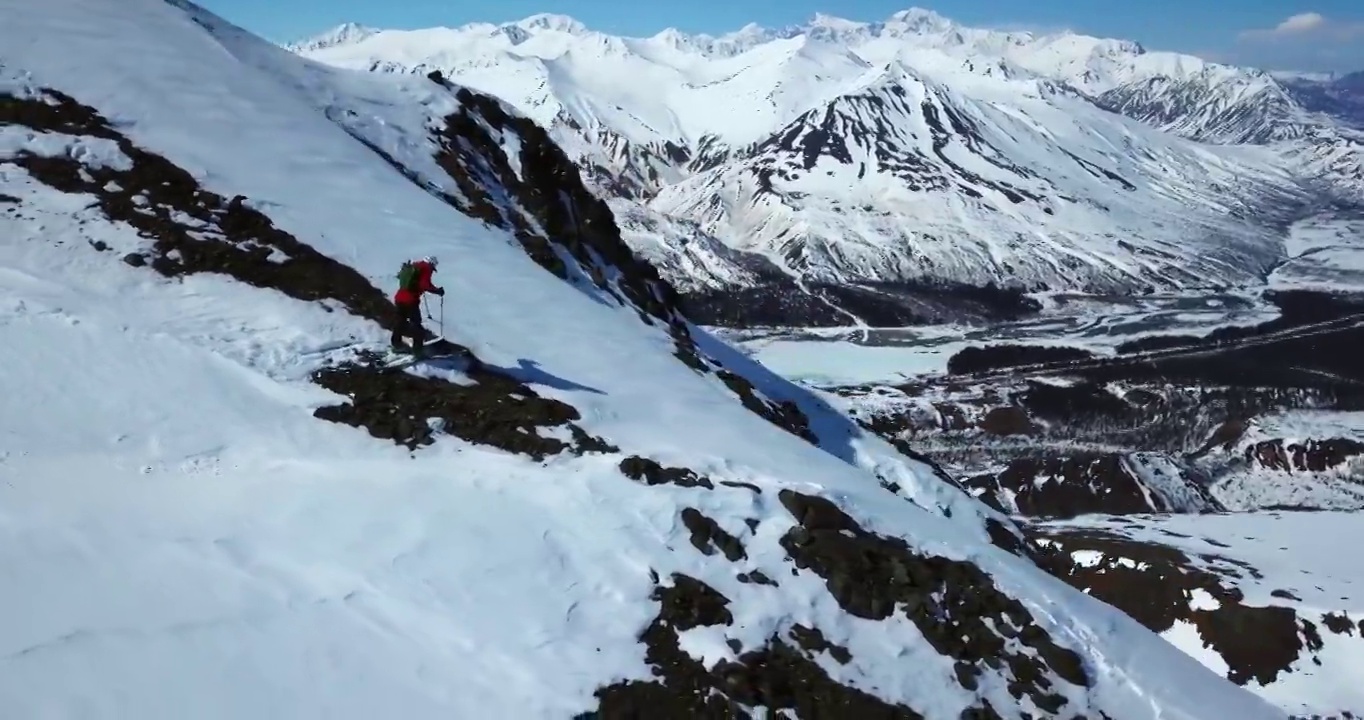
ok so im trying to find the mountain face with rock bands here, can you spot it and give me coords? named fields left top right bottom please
left=0, top=0, right=1297, bottom=717
left=1274, top=71, right=1364, bottom=130
left=291, top=9, right=1363, bottom=327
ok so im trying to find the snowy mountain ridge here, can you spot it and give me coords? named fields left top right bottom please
left=288, top=8, right=1243, bottom=145
left=290, top=9, right=1364, bottom=327
left=287, top=21, right=378, bottom=52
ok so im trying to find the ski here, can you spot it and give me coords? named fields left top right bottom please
left=380, top=339, right=479, bottom=369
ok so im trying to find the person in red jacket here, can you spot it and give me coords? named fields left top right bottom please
left=392, top=255, right=445, bottom=355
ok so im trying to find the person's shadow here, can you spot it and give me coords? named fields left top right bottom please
left=489, top=358, right=606, bottom=395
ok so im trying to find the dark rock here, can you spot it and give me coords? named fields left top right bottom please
left=978, top=406, right=1035, bottom=436
left=621, top=455, right=720, bottom=488
left=788, top=624, right=852, bottom=664
left=715, top=370, right=817, bottom=444
left=572, top=426, right=622, bottom=455
left=1188, top=418, right=1250, bottom=459
left=431, top=88, right=686, bottom=331
left=737, top=570, right=777, bottom=586
left=618, top=456, right=713, bottom=489
left=1245, top=438, right=1364, bottom=473
left=1, top=90, right=396, bottom=328
left=312, top=345, right=613, bottom=458
left=680, top=508, right=746, bottom=562
left=1017, top=381, right=1137, bottom=424
left=934, top=403, right=971, bottom=431
left=776, top=489, right=1090, bottom=712
left=586, top=573, right=927, bottom=719
left=653, top=574, right=733, bottom=631
left=1322, top=613, right=1356, bottom=635
left=964, top=453, right=1220, bottom=519
left=1032, top=526, right=1326, bottom=688
left=947, top=344, right=1095, bottom=376
left=983, top=518, right=1041, bottom=560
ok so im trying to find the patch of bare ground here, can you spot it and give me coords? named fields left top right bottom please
left=1031, top=526, right=1361, bottom=689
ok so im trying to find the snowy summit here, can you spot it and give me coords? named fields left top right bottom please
left=0, top=0, right=1308, bottom=717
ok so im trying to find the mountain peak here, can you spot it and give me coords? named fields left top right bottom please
left=288, top=21, right=377, bottom=51
left=887, top=7, right=954, bottom=31
left=845, top=58, right=940, bottom=99
left=512, top=13, right=589, bottom=35
left=808, top=12, right=867, bottom=31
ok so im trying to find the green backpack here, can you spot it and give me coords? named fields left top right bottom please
left=396, top=261, right=418, bottom=292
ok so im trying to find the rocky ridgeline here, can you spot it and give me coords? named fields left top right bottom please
left=417, top=76, right=827, bottom=449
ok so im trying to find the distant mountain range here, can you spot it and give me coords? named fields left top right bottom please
left=290, top=10, right=1364, bottom=326
left=1275, top=70, right=1364, bottom=129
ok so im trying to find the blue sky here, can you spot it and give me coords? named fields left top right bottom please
left=199, top=0, right=1364, bottom=72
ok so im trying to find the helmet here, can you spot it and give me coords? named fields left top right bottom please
left=423, top=255, right=439, bottom=269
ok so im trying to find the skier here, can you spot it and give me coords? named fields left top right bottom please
left=392, top=255, right=445, bottom=357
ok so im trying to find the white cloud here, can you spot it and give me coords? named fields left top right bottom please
left=1239, top=12, right=1364, bottom=43
left=1275, top=12, right=1325, bottom=34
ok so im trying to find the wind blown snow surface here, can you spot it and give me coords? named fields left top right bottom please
left=0, top=0, right=1285, bottom=717
left=291, top=8, right=1363, bottom=322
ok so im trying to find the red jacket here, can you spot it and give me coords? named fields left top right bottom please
left=394, top=260, right=439, bottom=305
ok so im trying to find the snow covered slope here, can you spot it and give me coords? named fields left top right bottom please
left=1196, top=410, right=1364, bottom=512
left=0, top=0, right=1287, bottom=717
left=1034, top=510, right=1364, bottom=719
left=290, top=9, right=1363, bottom=327
left=650, top=61, right=1296, bottom=294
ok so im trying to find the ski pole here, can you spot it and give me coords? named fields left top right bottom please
left=439, top=295, right=445, bottom=338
